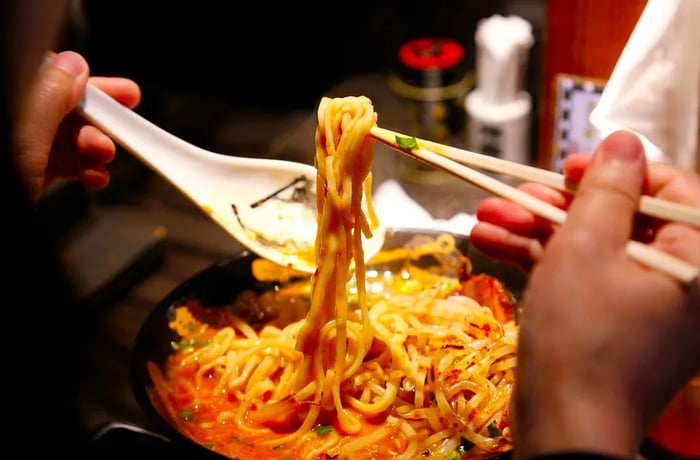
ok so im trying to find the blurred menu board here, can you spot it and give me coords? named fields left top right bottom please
left=550, top=74, right=606, bottom=172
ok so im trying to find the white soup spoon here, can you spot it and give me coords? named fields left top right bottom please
left=76, top=83, right=385, bottom=274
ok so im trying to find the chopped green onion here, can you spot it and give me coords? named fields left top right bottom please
left=487, top=421, right=502, bottom=437
left=179, top=410, right=193, bottom=421
left=446, top=451, right=459, bottom=460
left=314, top=424, right=333, bottom=436
left=396, top=135, right=418, bottom=149
left=179, top=337, right=198, bottom=347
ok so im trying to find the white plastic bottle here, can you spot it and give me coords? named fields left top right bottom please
left=465, top=14, right=534, bottom=166
left=466, top=89, right=532, bottom=165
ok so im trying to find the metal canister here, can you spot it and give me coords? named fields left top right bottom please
left=389, top=37, right=472, bottom=183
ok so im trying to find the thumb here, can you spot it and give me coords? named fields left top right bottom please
left=13, top=51, right=89, bottom=202
left=563, top=130, right=646, bottom=248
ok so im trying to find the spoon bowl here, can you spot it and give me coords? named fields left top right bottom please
left=77, top=84, right=385, bottom=273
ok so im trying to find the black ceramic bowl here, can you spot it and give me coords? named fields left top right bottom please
left=130, top=227, right=526, bottom=459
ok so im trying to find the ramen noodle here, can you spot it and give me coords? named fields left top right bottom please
left=148, top=96, right=518, bottom=460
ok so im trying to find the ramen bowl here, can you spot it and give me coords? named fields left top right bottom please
left=130, top=227, right=526, bottom=459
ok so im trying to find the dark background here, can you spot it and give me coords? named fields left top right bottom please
left=57, top=0, right=546, bottom=155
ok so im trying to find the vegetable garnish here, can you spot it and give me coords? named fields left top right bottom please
left=395, top=135, right=418, bottom=149
left=314, top=424, right=333, bottom=436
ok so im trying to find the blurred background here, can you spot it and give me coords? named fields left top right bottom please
left=60, top=0, right=545, bottom=163
left=47, top=0, right=554, bottom=235
left=68, top=2, right=541, bottom=116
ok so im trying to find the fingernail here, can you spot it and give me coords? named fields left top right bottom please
left=600, top=130, right=644, bottom=163
left=51, top=51, right=87, bottom=77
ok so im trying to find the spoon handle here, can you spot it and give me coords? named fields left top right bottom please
left=77, top=83, right=207, bottom=174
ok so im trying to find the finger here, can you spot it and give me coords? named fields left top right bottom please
left=476, top=196, right=555, bottom=239
left=48, top=122, right=115, bottom=182
left=44, top=146, right=111, bottom=189
left=74, top=124, right=115, bottom=161
left=53, top=115, right=115, bottom=153
left=88, top=76, right=142, bottom=108
left=563, top=130, right=647, bottom=249
left=654, top=224, right=700, bottom=268
left=13, top=51, right=89, bottom=200
left=80, top=168, right=110, bottom=189
left=519, top=182, right=572, bottom=208
left=51, top=75, right=139, bottom=149
left=643, top=163, right=700, bottom=208
left=562, top=153, right=594, bottom=183
left=45, top=147, right=80, bottom=179
left=470, top=222, right=543, bottom=271
left=25, top=51, right=88, bottom=127
left=564, top=150, right=700, bottom=209
left=52, top=113, right=87, bottom=149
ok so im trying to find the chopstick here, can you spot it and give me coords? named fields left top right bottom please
left=369, top=126, right=700, bottom=227
left=369, top=126, right=699, bottom=285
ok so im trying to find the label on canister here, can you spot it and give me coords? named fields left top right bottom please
left=465, top=89, right=532, bottom=168
left=389, top=37, right=473, bottom=183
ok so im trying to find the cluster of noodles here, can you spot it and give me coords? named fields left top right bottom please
left=154, top=96, right=517, bottom=460
left=292, top=95, right=380, bottom=441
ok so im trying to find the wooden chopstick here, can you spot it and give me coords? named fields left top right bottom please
left=369, top=126, right=699, bottom=284
left=369, top=126, right=700, bottom=227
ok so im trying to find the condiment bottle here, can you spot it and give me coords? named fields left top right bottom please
left=388, top=37, right=472, bottom=184
left=465, top=15, right=534, bottom=168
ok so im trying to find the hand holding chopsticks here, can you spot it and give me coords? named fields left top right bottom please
left=370, top=126, right=700, bottom=227
left=369, top=126, right=700, bottom=285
